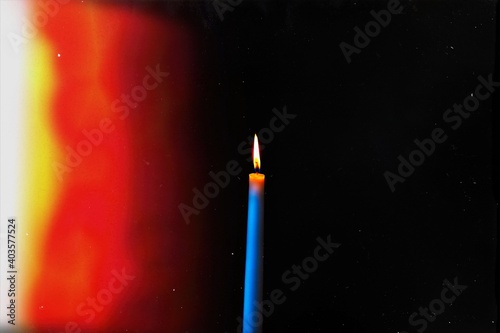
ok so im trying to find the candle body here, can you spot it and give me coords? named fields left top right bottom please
left=243, top=173, right=265, bottom=333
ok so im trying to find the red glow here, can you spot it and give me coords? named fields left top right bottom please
left=27, top=2, right=198, bottom=331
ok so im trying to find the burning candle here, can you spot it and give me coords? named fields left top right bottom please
left=243, top=134, right=265, bottom=333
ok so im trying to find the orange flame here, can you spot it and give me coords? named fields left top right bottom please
left=253, top=134, right=260, bottom=172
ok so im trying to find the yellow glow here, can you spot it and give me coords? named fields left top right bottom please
left=20, top=36, right=60, bottom=326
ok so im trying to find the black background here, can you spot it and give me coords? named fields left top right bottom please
left=130, top=0, right=498, bottom=332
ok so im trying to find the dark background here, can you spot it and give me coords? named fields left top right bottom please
left=132, top=0, right=497, bottom=332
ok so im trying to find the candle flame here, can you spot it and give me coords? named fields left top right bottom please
left=253, top=134, right=260, bottom=173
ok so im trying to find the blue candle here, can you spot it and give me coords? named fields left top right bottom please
left=243, top=134, right=265, bottom=333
